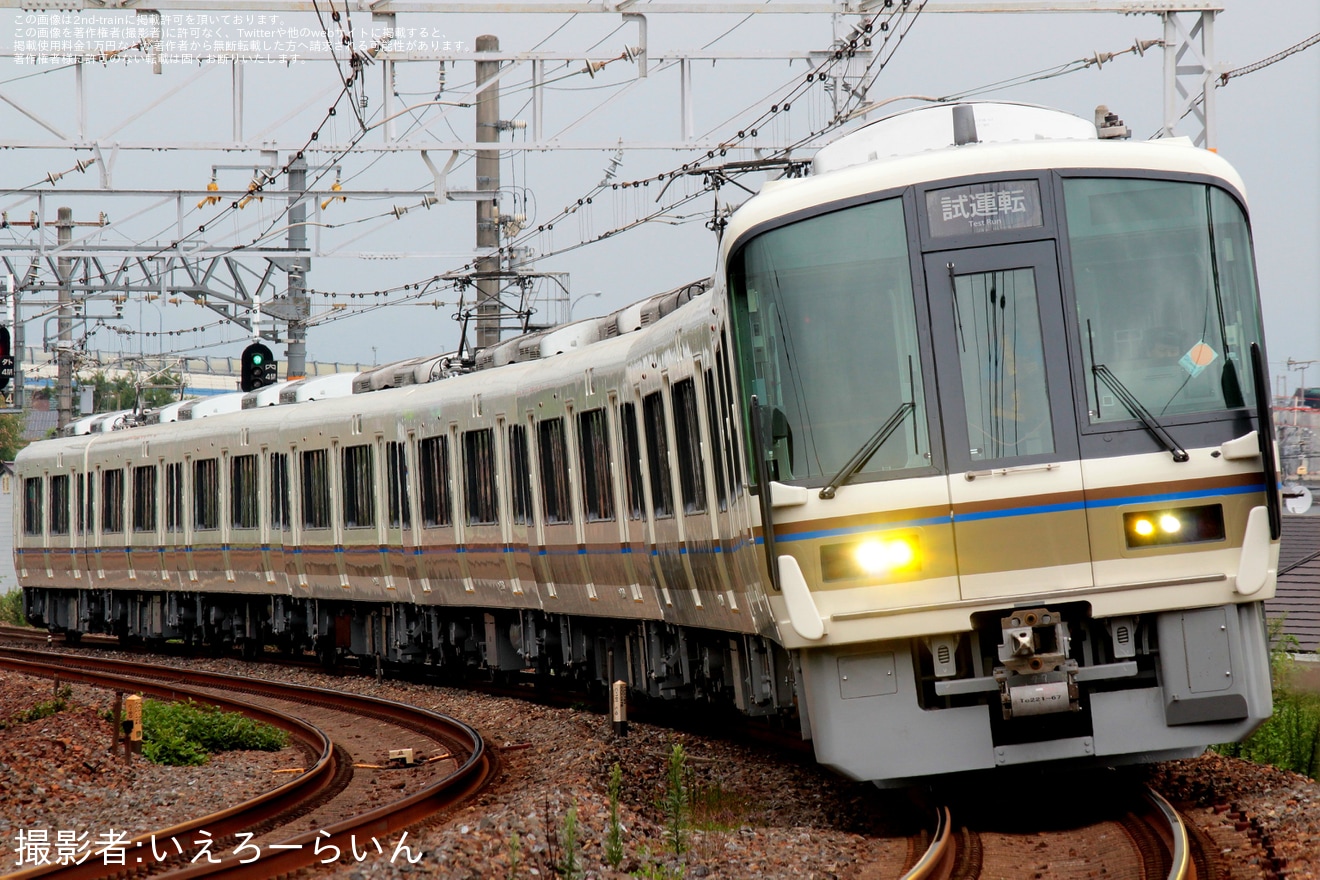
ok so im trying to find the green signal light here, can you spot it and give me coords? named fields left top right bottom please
left=252, top=354, right=264, bottom=365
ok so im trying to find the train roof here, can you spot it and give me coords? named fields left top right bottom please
left=722, top=101, right=1249, bottom=257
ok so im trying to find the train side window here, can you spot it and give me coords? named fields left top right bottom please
left=193, top=459, right=219, bottom=531
left=165, top=463, right=184, bottom=533
left=672, top=379, right=707, bottom=515
left=385, top=441, right=411, bottom=529
left=463, top=428, right=498, bottom=526
left=538, top=418, right=572, bottom=524
left=49, top=474, right=70, bottom=536
left=341, top=444, right=376, bottom=529
left=301, top=450, right=331, bottom=530
left=132, top=465, right=157, bottom=533
left=508, top=424, right=534, bottom=525
left=23, top=476, right=43, bottom=536
left=703, top=369, right=728, bottom=512
left=643, top=391, right=674, bottom=518
left=618, top=402, right=645, bottom=521
left=269, top=454, right=290, bottom=530
left=230, top=455, right=258, bottom=529
left=716, top=341, right=744, bottom=496
left=102, top=468, right=125, bottom=534
left=577, top=408, right=615, bottom=522
left=419, top=435, right=452, bottom=528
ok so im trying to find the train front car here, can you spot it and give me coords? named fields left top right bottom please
left=724, top=102, right=1277, bottom=784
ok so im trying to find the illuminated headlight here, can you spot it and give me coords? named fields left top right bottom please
left=821, top=535, right=921, bottom=581
left=1123, top=505, right=1225, bottom=548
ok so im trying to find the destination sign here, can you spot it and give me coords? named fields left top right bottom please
left=926, top=180, right=1043, bottom=238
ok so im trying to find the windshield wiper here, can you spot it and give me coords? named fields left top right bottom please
left=820, top=402, right=915, bottom=499
left=1092, top=364, right=1189, bottom=463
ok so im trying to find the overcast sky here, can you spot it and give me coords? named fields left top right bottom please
left=2, top=1, right=1316, bottom=390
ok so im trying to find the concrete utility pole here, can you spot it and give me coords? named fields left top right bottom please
left=474, top=33, right=501, bottom=350
left=286, top=155, right=309, bottom=380
left=56, top=207, right=74, bottom=430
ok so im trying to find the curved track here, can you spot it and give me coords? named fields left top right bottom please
left=901, top=786, right=1201, bottom=880
left=0, top=646, right=496, bottom=879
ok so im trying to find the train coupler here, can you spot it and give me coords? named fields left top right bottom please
left=992, top=607, right=1080, bottom=719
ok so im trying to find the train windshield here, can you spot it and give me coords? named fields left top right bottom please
left=728, top=197, right=930, bottom=486
left=1064, top=178, right=1261, bottom=423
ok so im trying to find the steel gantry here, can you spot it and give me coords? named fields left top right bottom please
left=0, top=1, right=1223, bottom=414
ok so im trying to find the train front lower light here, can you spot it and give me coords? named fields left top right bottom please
left=1122, top=504, right=1225, bottom=548
left=821, top=535, right=920, bottom=581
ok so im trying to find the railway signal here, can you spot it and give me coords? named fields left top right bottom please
left=241, top=342, right=277, bottom=392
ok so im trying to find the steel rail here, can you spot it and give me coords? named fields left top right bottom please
left=0, top=652, right=336, bottom=880
left=0, top=646, right=496, bottom=880
left=1143, top=787, right=1197, bottom=880
left=900, top=805, right=956, bottom=880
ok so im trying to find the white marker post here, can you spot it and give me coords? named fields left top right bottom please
left=611, top=680, right=628, bottom=736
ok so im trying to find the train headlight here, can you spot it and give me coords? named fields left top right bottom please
left=821, top=535, right=920, bottom=581
left=1122, top=504, right=1225, bottom=548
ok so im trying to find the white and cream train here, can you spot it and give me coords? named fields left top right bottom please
left=16, top=102, right=1279, bottom=783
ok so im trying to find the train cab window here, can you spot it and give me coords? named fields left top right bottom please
left=703, top=369, right=728, bottom=512
left=728, top=196, right=930, bottom=486
left=463, top=428, right=498, bottom=526
left=341, top=444, right=376, bottom=529
left=538, top=418, right=572, bottom=525
left=102, top=469, right=125, bottom=534
left=22, top=476, right=43, bottom=536
left=133, top=465, right=157, bottom=533
left=269, top=453, right=290, bottom=531
left=301, top=449, right=331, bottom=530
left=951, top=268, right=1054, bottom=461
left=193, top=459, right=219, bottom=531
left=671, top=379, right=707, bottom=515
left=643, top=391, right=674, bottom=518
left=508, top=424, right=534, bottom=525
left=618, top=402, right=645, bottom=521
left=577, top=408, right=615, bottom=522
left=165, top=463, right=184, bottom=533
left=419, top=435, right=453, bottom=527
left=1064, top=178, right=1262, bottom=423
left=230, top=455, right=258, bottom=529
left=49, top=474, right=70, bottom=536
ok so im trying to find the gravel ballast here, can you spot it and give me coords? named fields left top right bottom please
left=2, top=660, right=1317, bottom=879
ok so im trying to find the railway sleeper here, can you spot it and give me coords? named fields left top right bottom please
left=22, top=586, right=795, bottom=717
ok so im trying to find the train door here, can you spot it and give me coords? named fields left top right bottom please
left=612, top=394, right=653, bottom=608
left=382, top=436, right=418, bottom=597
left=923, top=241, right=1094, bottom=600
left=264, top=449, right=289, bottom=589
left=504, top=420, right=537, bottom=602
left=491, top=418, right=529, bottom=603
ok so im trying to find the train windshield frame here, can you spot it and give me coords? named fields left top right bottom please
left=728, top=169, right=1266, bottom=487
left=1061, top=176, right=1262, bottom=428
left=727, top=195, right=937, bottom=489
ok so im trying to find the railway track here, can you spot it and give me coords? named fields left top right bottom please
left=900, top=785, right=1205, bottom=880
left=0, top=627, right=1250, bottom=880
left=0, top=646, right=496, bottom=879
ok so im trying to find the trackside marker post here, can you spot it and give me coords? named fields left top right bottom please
left=611, top=680, right=628, bottom=736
